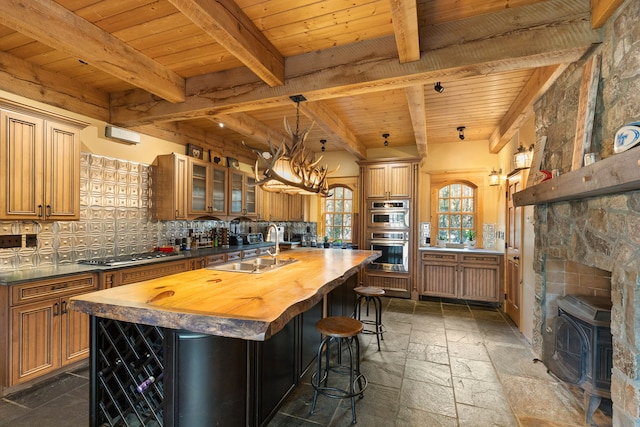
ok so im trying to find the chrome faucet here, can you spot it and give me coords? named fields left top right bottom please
left=266, top=223, right=280, bottom=265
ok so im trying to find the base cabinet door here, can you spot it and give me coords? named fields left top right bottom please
left=365, top=272, right=411, bottom=298
left=419, top=251, right=503, bottom=303
left=10, top=299, right=59, bottom=384
left=6, top=273, right=97, bottom=386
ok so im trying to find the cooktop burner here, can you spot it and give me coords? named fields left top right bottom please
left=78, top=251, right=181, bottom=267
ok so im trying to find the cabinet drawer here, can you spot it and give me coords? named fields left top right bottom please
left=226, top=251, right=242, bottom=261
left=205, top=253, right=227, bottom=266
left=421, top=251, right=457, bottom=263
left=118, top=259, right=191, bottom=286
left=242, top=248, right=259, bottom=259
left=460, top=254, right=501, bottom=265
left=11, top=273, right=97, bottom=306
left=367, top=274, right=409, bottom=292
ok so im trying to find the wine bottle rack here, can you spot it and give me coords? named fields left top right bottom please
left=95, top=318, right=165, bottom=426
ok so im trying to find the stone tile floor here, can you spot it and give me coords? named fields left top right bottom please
left=0, top=298, right=612, bottom=426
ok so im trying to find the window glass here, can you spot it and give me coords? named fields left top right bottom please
left=436, top=183, right=476, bottom=243
left=324, top=186, right=353, bottom=242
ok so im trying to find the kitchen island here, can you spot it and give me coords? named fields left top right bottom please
left=69, top=248, right=379, bottom=427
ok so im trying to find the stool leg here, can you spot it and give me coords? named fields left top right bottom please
left=376, top=296, right=384, bottom=343
left=346, top=337, right=357, bottom=424
left=311, top=335, right=330, bottom=415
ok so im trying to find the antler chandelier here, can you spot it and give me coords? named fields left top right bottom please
left=243, top=95, right=338, bottom=197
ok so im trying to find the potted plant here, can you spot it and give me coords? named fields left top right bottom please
left=323, top=235, right=330, bottom=248
left=436, top=236, right=447, bottom=248
left=464, top=230, right=476, bottom=248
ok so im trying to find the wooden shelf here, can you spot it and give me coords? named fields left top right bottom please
left=513, top=146, right=640, bottom=206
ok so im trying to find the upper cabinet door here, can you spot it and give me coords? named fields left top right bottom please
left=187, top=157, right=212, bottom=217
left=365, top=163, right=412, bottom=199
left=0, top=110, right=44, bottom=219
left=210, top=164, right=228, bottom=216
left=0, top=110, right=82, bottom=221
left=44, top=120, right=81, bottom=220
left=228, top=171, right=258, bottom=218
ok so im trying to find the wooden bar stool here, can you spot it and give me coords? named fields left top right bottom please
left=311, top=316, right=368, bottom=424
left=353, top=286, right=385, bottom=351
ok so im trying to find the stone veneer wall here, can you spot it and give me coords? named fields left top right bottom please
left=532, top=0, right=640, bottom=424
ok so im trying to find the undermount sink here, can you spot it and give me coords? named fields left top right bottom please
left=208, top=256, right=298, bottom=274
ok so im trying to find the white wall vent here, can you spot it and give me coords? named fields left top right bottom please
left=105, top=126, right=141, bottom=144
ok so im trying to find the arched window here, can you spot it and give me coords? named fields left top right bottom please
left=436, top=182, right=477, bottom=243
left=323, top=186, right=353, bottom=242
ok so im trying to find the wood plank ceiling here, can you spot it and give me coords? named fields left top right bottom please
left=0, top=0, right=610, bottom=162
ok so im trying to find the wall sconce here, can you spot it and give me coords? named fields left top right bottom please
left=382, top=133, right=390, bottom=146
left=513, top=144, right=534, bottom=169
left=434, top=82, right=444, bottom=93
left=489, top=168, right=502, bottom=186
left=457, top=126, right=465, bottom=140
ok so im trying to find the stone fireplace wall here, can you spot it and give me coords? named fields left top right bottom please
left=532, top=0, right=640, bottom=424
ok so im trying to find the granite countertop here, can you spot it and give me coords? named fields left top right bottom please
left=0, top=243, right=277, bottom=285
left=418, top=246, right=504, bottom=255
left=69, top=248, right=380, bottom=341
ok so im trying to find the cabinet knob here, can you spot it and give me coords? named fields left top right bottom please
left=513, top=256, right=520, bottom=260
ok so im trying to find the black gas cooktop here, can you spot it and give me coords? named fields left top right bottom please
left=78, top=251, right=181, bottom=267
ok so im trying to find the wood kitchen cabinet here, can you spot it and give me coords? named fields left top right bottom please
left=260, top=192, right=305, bottom=221
left=0, top=108, right=83, bottom=220
left=419, top=250, right=503, bottom=303
left=152, top=153, right=189, bottom=220
left=2, top=273, right=97, bottom=386
left=363, top=162, right=413, bottom=199
left=152, top=153, right=226, bottom=220
left=364, top=271, right=411, bottom=298
left=229, top=170, right=257, bottom=218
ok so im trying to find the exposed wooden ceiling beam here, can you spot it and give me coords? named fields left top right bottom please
left=0, top=51, right=109, bottom=121
left=489, top=64, right=570, bottom=153
left=168, top=0, right=284, bottom=87
left=405, top=85, right=427, bottom=158
left=591, top=0, right=624, bottom=28
left=389, top=0, right=420, bottom=63
left=0, top=0, right=186, bottom=103
left=298, top=101, right=368, bottom=160
left=211, top=113, right=288, bottom=146
left=111, top=18, right=600, bottom=126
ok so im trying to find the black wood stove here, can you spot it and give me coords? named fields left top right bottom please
left=547, top=295, right=612, bottom=426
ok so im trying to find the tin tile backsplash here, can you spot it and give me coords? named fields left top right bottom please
left=0, top=153, right=317, bottom=272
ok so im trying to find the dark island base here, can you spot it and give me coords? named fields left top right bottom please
left=90, top=274, right=357, bottom=427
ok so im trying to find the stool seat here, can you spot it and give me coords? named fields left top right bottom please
left=316, top=316, right=363, bottom=338
left=354, top=286, right=385, bottom=297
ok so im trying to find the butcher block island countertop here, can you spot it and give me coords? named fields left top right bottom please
left=69, top=248, right=380, bottom=341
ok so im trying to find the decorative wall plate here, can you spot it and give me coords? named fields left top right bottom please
left=614, top=122, right=640, bottom=154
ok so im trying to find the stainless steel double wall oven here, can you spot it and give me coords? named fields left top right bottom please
left=366, top=200, right=410, bottom=272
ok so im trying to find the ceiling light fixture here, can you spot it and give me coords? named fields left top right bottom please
left=383, top=133, right=390, bottom=146
left=513, top=144, right=535, bottom=169
left=457, top=126, right=465, bottom=140
left=320, top=139, right=326, bottom=152
left=218, top=122, right=224, bottom=128
left=434, top=82, right=444, bottom=93
left=489, top=168, right=502, bottom=186
left=243, top=95, right=337, bottom=197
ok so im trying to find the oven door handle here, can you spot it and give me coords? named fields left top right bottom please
left=369, top=239, right=408, bottom=245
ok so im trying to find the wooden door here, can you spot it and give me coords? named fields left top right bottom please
left=45, top=120, right=80, bottom=220
left=10, top=299, right=59, bottom=384
left=211, top=164, right=228, bottom=215
left=288, top=194, right=305, bottom=221
left=267, top=192, right=287, bottom=221
left=387, top=163, right=412, bottom=198
left=0, top=110, right=44, bottom=219
left=365, top=164, right=388, bottom=198
left=505, top=173, right=522, bottom=325
left=229, top=170, right=244, bottom=216
left=174, top=155, right=188, bottom=219
left=419, top=252, right=458, bottom=298
left=244, top=175, right=257, bottom=216
left=187, top=158, right=211, bottom=217
left=60, top=296, right=91, bottom=365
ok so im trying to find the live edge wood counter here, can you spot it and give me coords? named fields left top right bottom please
left=68, top=248, right=380, bottom=341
